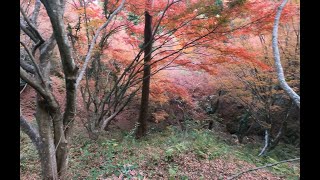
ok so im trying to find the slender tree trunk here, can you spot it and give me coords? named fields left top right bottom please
left=273, top=0, right=300, bottom=108
left=258, top=129, right=269, bottom=156
left=57, top=76, right=77, bottom=178
left=136, top=11, right=152, bottom=138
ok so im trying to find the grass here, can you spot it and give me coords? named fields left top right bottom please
left=20, top=123, right=300, bottom=179
left=20, top=131, right=41, bottom=179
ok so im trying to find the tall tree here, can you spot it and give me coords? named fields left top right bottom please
left=136, top=0, right=153, bottom=138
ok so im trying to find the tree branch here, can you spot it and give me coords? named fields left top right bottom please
left=100, top=87, right=139, bottom=131
left=40, top=34, right=56, bottom=58
left=20, top=41, right=46, bottom=85
left=20, top=66, right=47, bottom=99
left=20, top=56, right=35, bottom=74
left=41, top=0, right=77, bottom=77
left=227, top=158, right=300, bottom=180
left=20, top=6, right=45, bottom=43
left=30, top=0, right=41, bottom=25
left=20, top=109, right=42, bottom=152
left=20, top=19, right=38, bottom=43
left=76, top=0, right=126, bottom=89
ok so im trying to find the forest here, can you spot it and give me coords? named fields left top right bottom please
left=20, top=0, right=300, bottom=179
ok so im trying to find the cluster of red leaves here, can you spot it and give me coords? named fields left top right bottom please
left=150, top=75, right=191, bottom=105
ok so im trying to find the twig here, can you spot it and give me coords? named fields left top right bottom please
left=227, top=158, right=300, bottom=180
left=20, top=83, right=28, bottom=94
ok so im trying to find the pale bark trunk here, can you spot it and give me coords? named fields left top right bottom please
left=258, top=129, right=269, bottom=156
left=36, top=97, right=59, bottom=179
left=273, top=0, right=300, bottom=108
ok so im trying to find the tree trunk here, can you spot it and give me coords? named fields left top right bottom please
left=57, top=76, right=77, bottom=178
left=40, top=1, right=79, bottom=178
left=21, top=1, right=78, bottom=179
left=36, top=97, right=59, bottom=179
left=258, top=129, right=269, bottom=156
left=37, top=34, right=62, bottom=179
left=136, top=11, right=152, bottom=138
left=273, top=0, right=300, bottom=108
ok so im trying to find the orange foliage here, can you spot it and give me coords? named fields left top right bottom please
left=66, top=0, right=298, bottom=114
left=152, top=110, right=169, bottom=123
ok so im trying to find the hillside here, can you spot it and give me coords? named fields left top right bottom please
left=20, top=0, right=300, bottom=179
left=21, top=121, right=300, bottom=179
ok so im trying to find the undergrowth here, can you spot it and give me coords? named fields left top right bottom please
left=20, top=122, right=300, bottom=179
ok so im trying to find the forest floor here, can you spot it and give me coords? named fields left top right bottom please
left=20, top=119, right=300, bottom=180
left=20, top=76, right=300, bottom=179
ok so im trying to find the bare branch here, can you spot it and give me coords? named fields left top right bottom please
left=20, top=19, right=38, bottom=42
left=20, top=41, right=46, bottom=85
left=100, top=87, right=139, bottom=130
left=20, top=109, right=42, bottom=151
left=20, top=66, right=47, bottom=98
left=30, top=0, right=42, bottom=25
left=76, top=0, right=126, bottom=89
left=20, top=6, right=45, bottom=43
left=227, top=158, right=300, bottom=180
left=20, top=56, right=35, bottom=74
